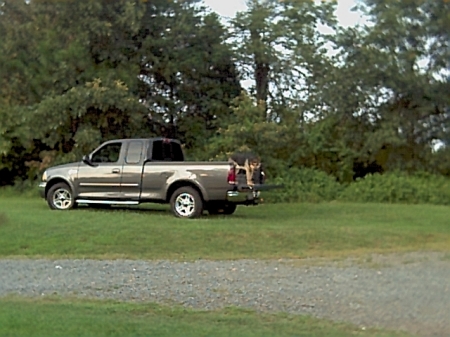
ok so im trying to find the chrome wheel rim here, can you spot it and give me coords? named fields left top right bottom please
left=53, top=188, right=72, bottom=210
left=175, top=193, right=195, bottom=217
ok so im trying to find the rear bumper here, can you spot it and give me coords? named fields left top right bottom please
left=226, top=184, right=282, bottom=205
left=226, top=190, right=260, bottom=205
left=38, top=182, right=46, bottom=199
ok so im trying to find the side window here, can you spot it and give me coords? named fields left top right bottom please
left=91, top=142, right=122, bottom=163
left=126, top=141, right=143, bottom=164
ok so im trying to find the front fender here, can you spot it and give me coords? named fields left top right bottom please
left=44, top=176, right=77, bottom=199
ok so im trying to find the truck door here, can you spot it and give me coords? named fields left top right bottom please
left=120, top=140, right=144, bottom=200
left=76, top=141, right=124, bottom=199
left=140, top=140, right=182, bottom=200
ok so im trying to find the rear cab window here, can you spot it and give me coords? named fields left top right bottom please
left=151, top=140, right=184, bottom=162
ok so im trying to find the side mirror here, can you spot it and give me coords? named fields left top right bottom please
left=82, top=155, right=96, bottom=167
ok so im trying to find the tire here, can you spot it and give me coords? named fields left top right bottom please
left=46, top=182, right=76, bottom=210
left=207, top=203, right=221, bottom=215
left=222, top=203, right=237, bottom=215
left=208, top=202, right=237, bottom=215
left=170, top=186, right=203, bottom=218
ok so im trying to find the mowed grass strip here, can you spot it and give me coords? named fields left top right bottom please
left=0, top=194, right=449, bottom=260
left=0, top=296, right=410, bottom=337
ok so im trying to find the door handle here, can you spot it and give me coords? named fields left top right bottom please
left=112, top=168, right=120, bottom=174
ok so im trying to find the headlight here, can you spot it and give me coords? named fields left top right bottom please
left=42, top=171, right=48, bottom=182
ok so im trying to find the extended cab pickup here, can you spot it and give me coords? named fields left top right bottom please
left=39, top=138, right=274, bottom=218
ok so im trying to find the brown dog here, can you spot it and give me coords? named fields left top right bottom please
left=229, top=153, right=264, bottom=186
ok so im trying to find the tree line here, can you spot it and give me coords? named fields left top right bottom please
left=0, top=0, right=449, bottom=186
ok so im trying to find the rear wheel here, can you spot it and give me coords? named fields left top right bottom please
left=222, top=203, right=237, bottom=215
left=47, top=183, right=76, bottom=210
left=170, top=187, right=203, bottom=218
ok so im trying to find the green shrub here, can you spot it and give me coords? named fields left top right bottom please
left=338, top=171, right=450, bottom=205
left=0, top=180, right=39, bottom=198
left=265, top=167, right=343, bottom=203
left=265, top=169, right=450, bottom=205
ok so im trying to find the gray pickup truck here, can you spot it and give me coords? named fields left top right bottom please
left=39, top=138, right=274, bottom=218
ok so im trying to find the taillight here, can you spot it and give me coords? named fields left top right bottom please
left=227, top=166, right=236, bottom=184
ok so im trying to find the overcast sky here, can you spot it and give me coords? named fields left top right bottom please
left=202, top=0, right=366, bottom=28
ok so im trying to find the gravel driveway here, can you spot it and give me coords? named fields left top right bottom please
left=1, top=252, right=449, bottom=337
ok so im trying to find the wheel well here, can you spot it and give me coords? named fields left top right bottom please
left=45, top=178, right=70, bottom=198
left=166, top=181, right=204, bottom=203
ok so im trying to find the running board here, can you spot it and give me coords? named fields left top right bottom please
left=76, top=200, right=140, bottom=205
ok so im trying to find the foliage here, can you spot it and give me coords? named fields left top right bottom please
left=0, top=0, right=147, bottom=179
left=0, top=0, right=449, bottom=185
left=193, top=92, right=295, bottom=172
left=265, top=167, right=343, bottom=203
left=0, top=0, right=240, bottom=184
left=429, top=146, right=450, bottom=176
left=265, top=169, right=450, bottom=205
left=230, top=0, right=337, bottom=120
left=197, top=94, right=361, bottom=183
left=339, top=172, right=450, bottom=205
left=136, top=1, right=241, bottom=147
left=327, top=0, right=450, bottom=175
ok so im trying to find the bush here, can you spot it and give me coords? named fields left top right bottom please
left=264, top=169, right=450, bottom=205
left=13, top=179, right=40, bottom=194
left=0, top=180, right=39, bottom=198
left=265, top=167, right=343, bottom=203
left=338, top=172, right=450, bottom=205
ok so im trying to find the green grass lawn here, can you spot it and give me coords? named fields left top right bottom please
left=0, top=193, right=449, bottom=260
left=0, top=296, right=410, bottom=337
left=1, top=192, right=444, bottom=336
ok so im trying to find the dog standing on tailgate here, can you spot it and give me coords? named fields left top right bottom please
left=229, top=152, right=265, bottom=186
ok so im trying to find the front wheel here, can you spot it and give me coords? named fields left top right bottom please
left=170, top=187, right=203, bottom=218
left=47, top=182, right=76, bottom=210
